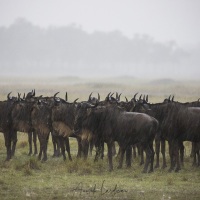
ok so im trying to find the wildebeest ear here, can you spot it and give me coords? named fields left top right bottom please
left=125, top=97, right=128, bottom=102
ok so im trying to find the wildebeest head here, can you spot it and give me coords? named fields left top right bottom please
left=7, top=92, right=18, bottom=102
left=25, top=89, right=35, bottom=100
left=74, top=102, right=98, bottom=135
left=88, top=92, right=100, bottom=105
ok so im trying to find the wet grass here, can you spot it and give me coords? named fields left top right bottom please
left=0, top=133, right=200, bottom=200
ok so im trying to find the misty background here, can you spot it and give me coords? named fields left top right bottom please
left=0, top=0, right=200, bottom=80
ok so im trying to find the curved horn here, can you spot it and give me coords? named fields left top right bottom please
left=18, top=93, right=21, bottom=100
left=110, top=93, right=114, bottom=97
left=116, top=92, right=118, bottom=100
left=168, top=95, right=171, bottom=101
left=146, top=95, right=148, bottom=102
left=53, top=92, right=60, bottom=102
left=54, top=92, right=59, bottom=98
left=88, top=92, right=93, bottom=101
left=7, top=92, right=12, bottom=100
left=139, top=94, right=142, bottom=100
left=23, top=93, right=25, bottom=99
left=143, top=95, right=146, bottom=101
left=33, top=89, right=35, bottom=96
left=125, top=97, right=128, bottom=102
left=98, top=93, right=100, bottom=101
left=171, top=96, right=174, bottom=102
left=118, top=93, right=122, bottom=101
left=73, top=98, right=79, bottom=103
left=65, top=92, right=68, bottom=101
left=106, top=92, right=111, bottom=98
left=133, top=92, right=138, bottom=101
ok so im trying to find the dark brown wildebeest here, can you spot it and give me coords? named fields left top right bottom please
left=135, top=100, right=200, bottom=172
left=10, top=90, right=43, bottom=157
left=0, top=92, right=18, bottom=160
left=74, top=102, right=159, bottom=173
left=51, top=92, right=79, bottom=161
left=31, top=98, right=52, bottom=161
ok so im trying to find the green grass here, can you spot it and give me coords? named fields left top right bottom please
left=0, top=133, right=200, bottom=200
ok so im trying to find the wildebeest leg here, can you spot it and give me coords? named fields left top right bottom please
left=161, top=139, right=167, bottom=169
left=89, top=138, right=94, bottom=156
left=11, top=131, right=17, bottom=156
left=4, top=132, right=12, bottom=161
left=197, top=147, right=200, bottom=167
left=58, top=136, right=66, bottom=161
left=33, top=131, right=38, bottom=155
left=116, top=146, right=121, bottom=159
left=117, top=145, right=125, bottom=169
left=149, top=141, right=155, bottom=173
left=175, top=140, right=181, bottom=172
left=168, top=141, right=176, bottom=172
left=140, top=146, right=144, bottom=165
left=37, top=132, right=43, bottom=161
left=154, top=135, right=160, bottom=168
left=190, top=142, right=195, bottom=157
left=107, top=142, right=114, bottom=171
left=137, top=143, right=141, bottom=156
left=52, top=134, right=61, bottom=157
left=112, top=142, right=116, bottom=156
left=42, top=133, right=49, bottom=162
left=126, top=145, right=132, bottom=168
left=65, top=137, right=72, bottom=161
left=81, top=139, right=89, bottom=160
left=100, top=140, right=104, bottom=160
left=94, top=139, right=103, bottom=162
left=76, top=137, right=82, bottom=158
left=192, top=142, right=197, bottom=166
left=179, top=141, right=184, bottom=167
left=142, top=144, right=151, bottom=173
left=28, top=132, right=33, bottom=156
left=52, top=134, right=57, bottom=157
left=132, top=145, right=136, bottom=159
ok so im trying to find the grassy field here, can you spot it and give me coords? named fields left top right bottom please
left=0, top=76, right=200, bottom=200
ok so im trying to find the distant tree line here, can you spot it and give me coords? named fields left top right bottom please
left=0, top=18, right=199, bottom=78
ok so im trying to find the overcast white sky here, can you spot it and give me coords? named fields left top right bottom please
left=0, top=0, right=200, bottom=46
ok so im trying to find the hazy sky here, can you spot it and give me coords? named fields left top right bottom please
left=0, top=0, right=200, bottom=46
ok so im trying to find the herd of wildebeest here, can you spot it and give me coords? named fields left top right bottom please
left=0, top=90, right=200, bottom=173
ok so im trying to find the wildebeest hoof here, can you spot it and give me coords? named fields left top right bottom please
left=109, top=168, right=113, bottom=172
left=168, top=168, right=173, bottom=173
left=42, top=158, right=47, bottom=162
left=154, top=164, right=159, bottom=169
left=148, top=169, right=153, bottom=173
left=140, top=162, right=144, bottom=166
left=175, top=168, right=180, bottom=172
left=162, top=164, right=167, bottom=169
left=142, top=169, right=147, bottom=173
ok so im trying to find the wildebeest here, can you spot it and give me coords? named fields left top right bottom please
left=134, top=99, right=200, bottom=172
left=51, top=92, right=79, bottom=161
left=0, top=92, right=18, bottom=160
left=74, top=102, right=159, bottom=173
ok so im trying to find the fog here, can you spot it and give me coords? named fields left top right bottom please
left=0, top=0, right=200, bottom=80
